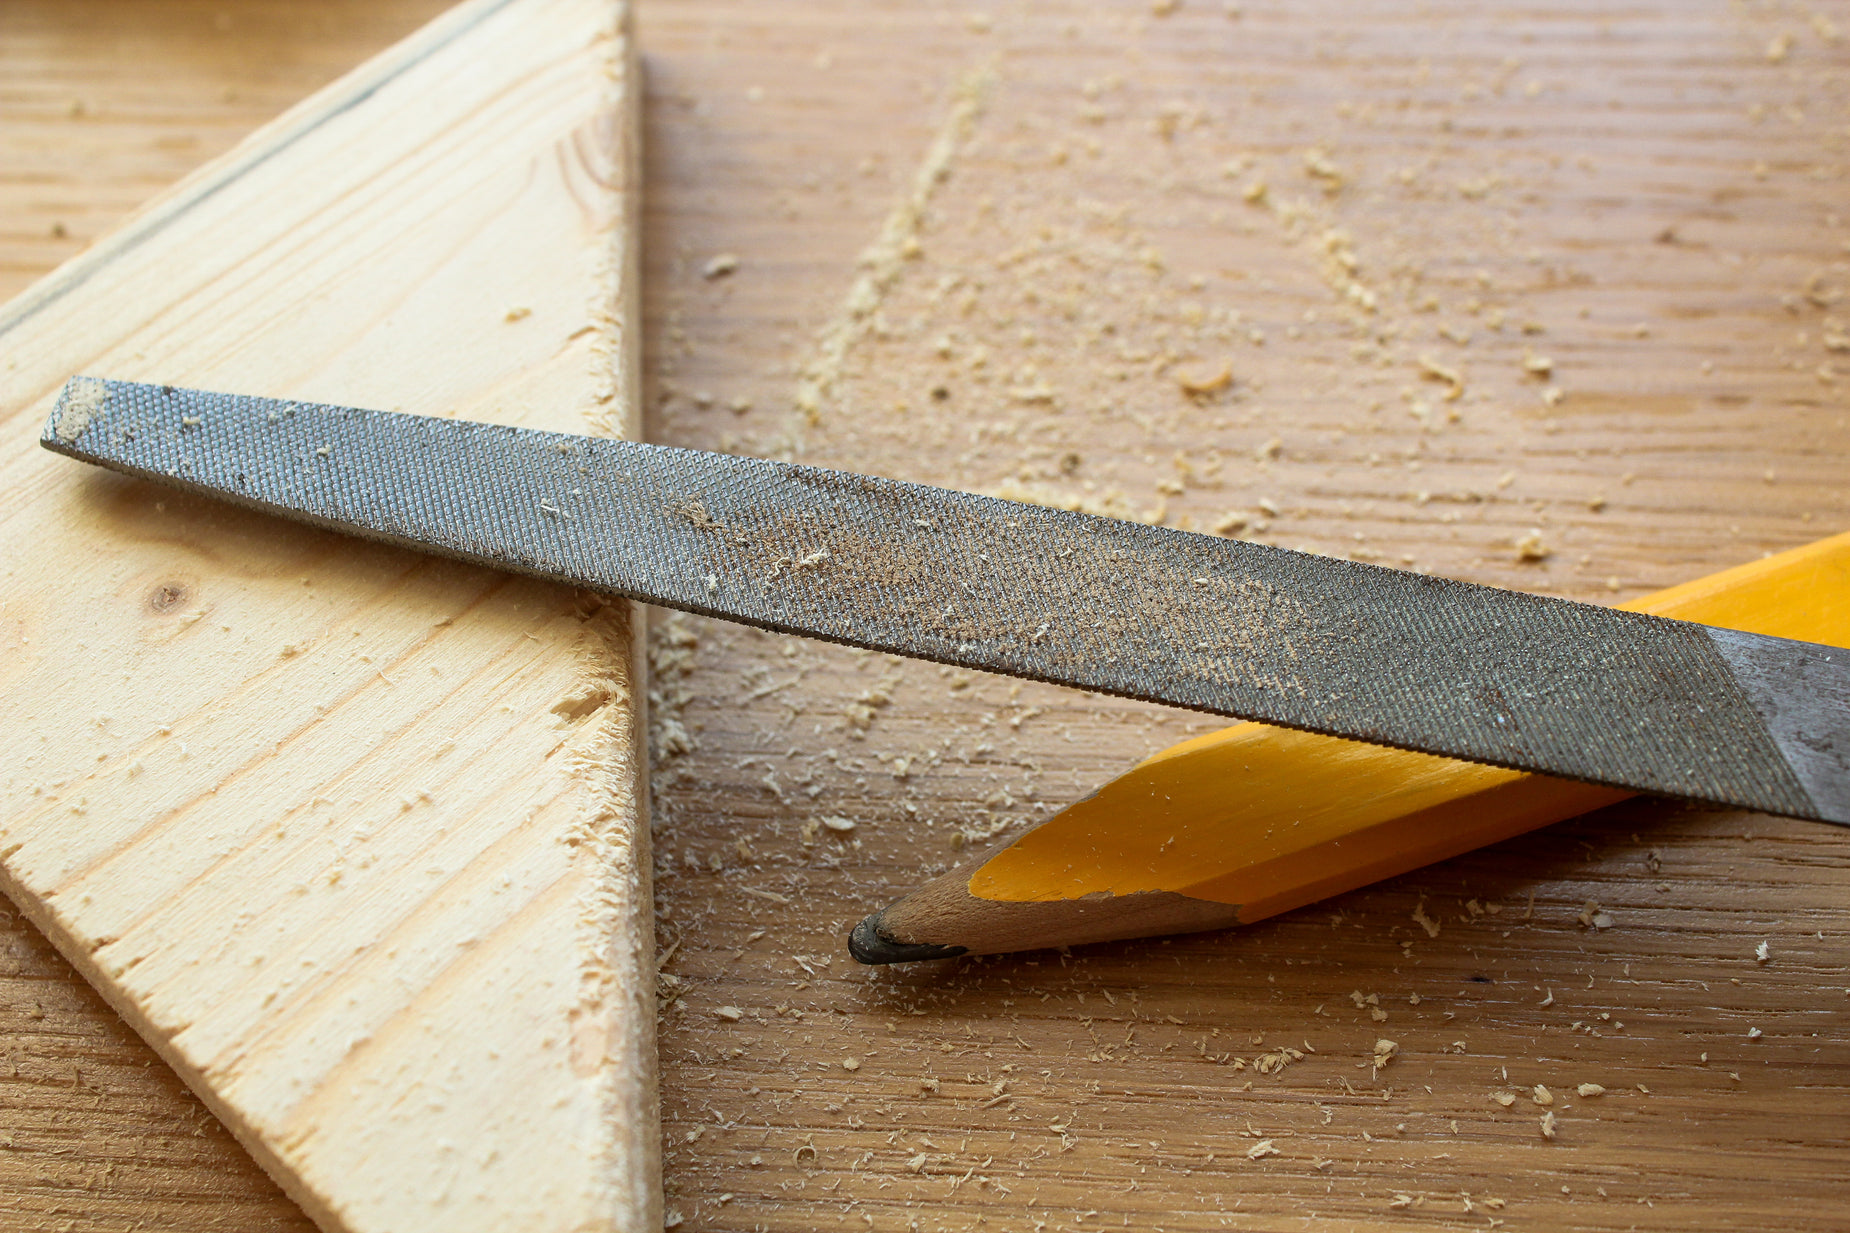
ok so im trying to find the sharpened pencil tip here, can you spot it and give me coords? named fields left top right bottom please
left=848, top=912, right=968, bottom=965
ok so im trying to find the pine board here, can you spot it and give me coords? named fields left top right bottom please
left=5, top=2, right=1850, bottom=1232
left=0, top=1, right=657, bottom=1231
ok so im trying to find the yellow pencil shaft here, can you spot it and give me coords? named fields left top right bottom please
left=969, top=532, right=1850, bottom=923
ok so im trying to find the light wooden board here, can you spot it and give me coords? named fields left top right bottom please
left=6, top=2, right=1850, bottom=1232
left=0, top=1, right=657, bottom=1231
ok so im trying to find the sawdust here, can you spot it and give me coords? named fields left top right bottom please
left=791, top=65, right=992, bottom=429
left=640, top=3, right=1850, bottom=1224
left=53, top=375, right=107, bottom=443
left=1175, top=362, right=1234, bottom=397
left=1411, top=898, right=1441, bottom=938
left=1513, top=530, right=1550, bottom=562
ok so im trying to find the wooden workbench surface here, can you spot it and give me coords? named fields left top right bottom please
left=4, top=2, right=1848, bottom=1230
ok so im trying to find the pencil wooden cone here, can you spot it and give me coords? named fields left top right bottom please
left=0, top=1, right=658, bottom=1229
left=854, top=531, right=1850, bottom=962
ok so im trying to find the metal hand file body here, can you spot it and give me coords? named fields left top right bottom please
left=42, top=377, right=1850, bottom=824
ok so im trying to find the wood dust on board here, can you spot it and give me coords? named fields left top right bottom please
left=643, top=2, right=1850, bottom=1228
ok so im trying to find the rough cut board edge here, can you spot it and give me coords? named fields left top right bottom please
left=554, top=1, right=659, bottom=1225
left=0, top=1, right=659, bottom=1229
left=578, top=0, right=660, bottom=1220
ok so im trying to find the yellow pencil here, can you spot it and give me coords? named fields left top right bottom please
left=850, top=531, right=1850, bottom=963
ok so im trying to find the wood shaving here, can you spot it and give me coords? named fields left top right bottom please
left=1302, top=147, right=1344, bottom=191
left=1175, top=363, right=1233, bottom=397
left=1513, top=530, right=1550, bottom=562
left=1254, top=1047, right=1305, bottom=1075
left=1212, top=511, right=1249, bottom=536
left=701, top=252, right=740, bottom=279
left=1417, top=355, right=1464, bottom=399
left=1411, top=899, right=1442, bottom=938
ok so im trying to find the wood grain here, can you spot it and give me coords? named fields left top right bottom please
left=640, top=2, right=1850, bottom=1229
left=5, top=1, right=1850, bottom=1231
left=0, top=1, right=655, bottom=1230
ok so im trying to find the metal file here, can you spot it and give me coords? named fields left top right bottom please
left=41, top=377, right=1850, bottom=825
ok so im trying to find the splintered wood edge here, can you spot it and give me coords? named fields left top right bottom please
left=0, top=1, right=658, bottom=1229
left=579, top=2, right=661, bottom=1218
